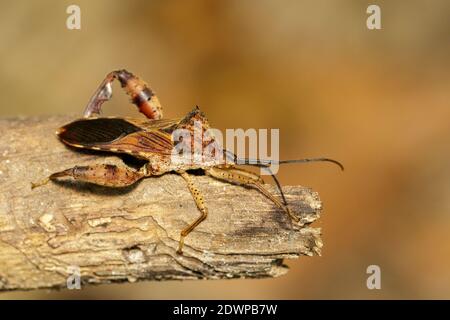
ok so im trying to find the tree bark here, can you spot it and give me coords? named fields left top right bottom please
left=0, top=115, right=323, bottom=291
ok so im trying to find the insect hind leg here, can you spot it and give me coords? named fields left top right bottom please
left=83, top=69, right=163, bottom=120
left=31, top=164, right=145, bottom=189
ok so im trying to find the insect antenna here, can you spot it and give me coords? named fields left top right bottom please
left=235, top=157, right=344, bottom=171
left=222, top=149, right=343, bottom=207
left=222, top=148, right=344, bottom=171
left=263, top=166, right=288, bottom=206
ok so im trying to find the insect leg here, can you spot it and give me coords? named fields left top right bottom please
left=31, top=164, right=145, bottom=189
left=206, top=166, right=299, bottom=223
left=83, top=69, right=163, bottom=120
left=176, top=171, right=209, bottom=255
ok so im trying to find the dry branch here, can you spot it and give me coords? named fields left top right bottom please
left=0, top=115, right=323, bottom=291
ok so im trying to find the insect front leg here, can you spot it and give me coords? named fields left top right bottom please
left=31, top=164, right=146, bottom=189
left=176, top=171, right=209, bottom=255
left=83, top=69, right=163, bottom=120
left=206, top=166, right=299, bottom=223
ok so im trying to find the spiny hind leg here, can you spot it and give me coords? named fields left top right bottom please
left=83, top=69, right=163, bottom=120
left=31, top=164, right=146, bottom=189
left=206, top=166, right=299, bottom=223
left=176, top=171, right=208, bottom=255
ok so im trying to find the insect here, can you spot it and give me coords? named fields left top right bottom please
left=32, top=69, right=343, bottom=254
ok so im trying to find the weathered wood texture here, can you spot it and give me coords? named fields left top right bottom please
left=0, top=116, right=323, bottom=291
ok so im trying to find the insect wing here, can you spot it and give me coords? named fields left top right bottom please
left=57, top=118, right=174, bottom=156
left=57, top=118, right=142, bottom=146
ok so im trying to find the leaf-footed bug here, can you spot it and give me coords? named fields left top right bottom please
left=32, top=69, right=343, bottom=254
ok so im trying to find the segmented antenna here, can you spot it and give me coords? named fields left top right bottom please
left=222, top=149, right=343, bottom=207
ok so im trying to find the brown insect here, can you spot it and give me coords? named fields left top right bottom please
left=32, top=69, right=343, bottom=254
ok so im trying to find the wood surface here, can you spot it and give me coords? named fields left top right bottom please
left=0, top=115, right=323, bottom=291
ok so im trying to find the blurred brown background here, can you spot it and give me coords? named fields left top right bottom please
left=1, top=0, right=449, bottom=299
